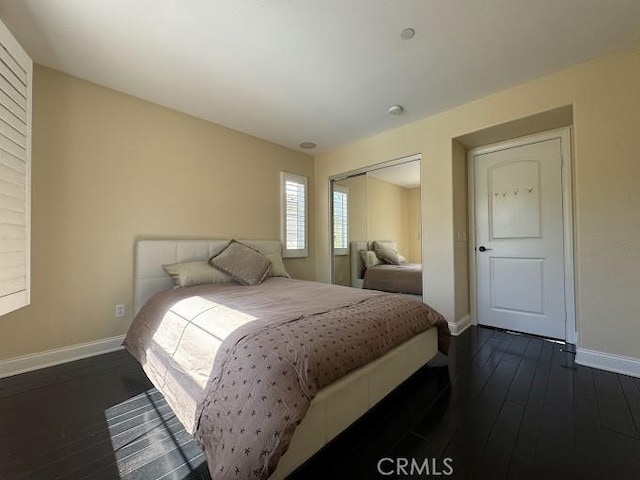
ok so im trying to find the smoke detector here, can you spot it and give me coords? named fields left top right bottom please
left=401, top=28, right=415, bottom=40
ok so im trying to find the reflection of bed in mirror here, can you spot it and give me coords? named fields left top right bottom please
left=351, top=241, right=422, bottom=298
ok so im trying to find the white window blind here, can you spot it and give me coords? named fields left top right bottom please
left=281, top=172, right=308, bottom=258
left=0, top=19, right=32, bottom=316
left=332, top=186, right=348, bottom=255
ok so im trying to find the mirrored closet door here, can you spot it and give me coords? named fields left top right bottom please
left=330, top=156, right=422, bottom=299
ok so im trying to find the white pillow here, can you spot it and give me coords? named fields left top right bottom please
left=359, top=250, right=382, bottom=269
left=163, top=261, right=232, bottom=287
left=265, top=252, right=291, bottom=278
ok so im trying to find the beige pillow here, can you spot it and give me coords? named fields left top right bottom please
left=265, top=252, right=290, bottom=278
left=209, top=240, right=272, bottom=286
left=373, top=241, right=401, bottom=265
left=398, top=254, right=407, bottom=264
left=163, top=260, right=232, bottom=287
left=359, top=250, right=382, bottom=269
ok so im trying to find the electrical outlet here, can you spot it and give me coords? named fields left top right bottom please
left=115, top=304, right=126, bottom=319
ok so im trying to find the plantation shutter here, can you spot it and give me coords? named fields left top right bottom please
left=281, top=172, right=308, bottom=258
left=332, top=186, right=348, bottom=255
left=0, top=19, right=32, bottom=316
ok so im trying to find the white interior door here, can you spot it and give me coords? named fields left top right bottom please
left=474, top=138, right=566, bottom=339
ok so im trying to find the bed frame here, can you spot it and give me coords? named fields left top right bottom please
left=133, top=239, right=439, bottom=479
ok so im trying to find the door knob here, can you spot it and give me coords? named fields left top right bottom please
left=478, top=246, right=493, bottom=252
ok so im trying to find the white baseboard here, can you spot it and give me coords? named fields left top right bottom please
left=575, top=347, right=640, bottom=378
left=448, top=314, right=472, bottom=336
left=0, top=335, right=126, bottom=379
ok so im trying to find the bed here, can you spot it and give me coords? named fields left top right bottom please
left=126, top=239, right=448, bottom=479
left=352, top=241, right=423, bottom=296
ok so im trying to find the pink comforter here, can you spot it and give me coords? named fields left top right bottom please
left=125, top=278, right=448, bottom=479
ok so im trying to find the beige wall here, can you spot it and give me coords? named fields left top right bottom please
left=0, top=65, right=314, bottom=361
left=406, top=187, right=421, bottom=264
left=316, top=45, right=640, bottom=359
left=367, top=176, right=411, bottom=258
left=452, top=141, right=469, bottom=321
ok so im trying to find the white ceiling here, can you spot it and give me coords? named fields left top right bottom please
left=1, top=1, right=639, bottom=154
left=368, top=161, right=420, bottom=189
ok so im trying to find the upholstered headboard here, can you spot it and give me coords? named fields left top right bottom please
left=350, top=241, right=370, bottom=287
left=133, top=239, right=282, bottom=315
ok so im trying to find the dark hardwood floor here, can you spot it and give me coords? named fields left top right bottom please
left=2, top=326, right=640, bottom=479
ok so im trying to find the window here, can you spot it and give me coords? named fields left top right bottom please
left=0, top=19, right=32, bottom=316
left=332, top=185, right=348, bottom=255
left=281, top=172, right=308, bottom=258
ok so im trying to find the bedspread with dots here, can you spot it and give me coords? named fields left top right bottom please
left=126, top=278, right=448, bottom=480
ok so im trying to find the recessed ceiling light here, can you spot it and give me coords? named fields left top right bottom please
left=299, top=142, right=317, bottom=149
left=400, top=28, right=415, bottom=40
left=388, top=105, right=404, bottom=115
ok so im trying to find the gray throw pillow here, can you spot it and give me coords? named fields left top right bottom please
left=373, top=241, right=401, bottom=265
left=163, top=261, right=233, bottom=287
left=209, top=240, right=272, bottom=286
